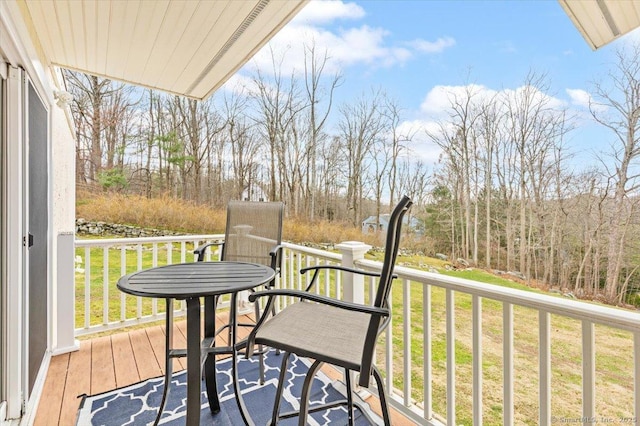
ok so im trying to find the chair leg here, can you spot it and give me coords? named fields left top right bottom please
left=271, top=352, right=292, bottom=425
left=204, top=295, right=220, bottom=413
left=270, top=299, right=280, bottom=356
left=372, top=366, right=392, bottom=426
left=298, top=359, right=323, bottom=426
left=154, top=299, right=174, bottom=426
left=254, top=299, right=265, bottom=385
left=345, top=369, right=355, bottom=426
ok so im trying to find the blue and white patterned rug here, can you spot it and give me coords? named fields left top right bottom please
left=76, top=349, right=380, bottom=425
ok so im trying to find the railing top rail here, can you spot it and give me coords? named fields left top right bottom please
left=73, top=234, right=639, bottom=331
left=282, top=241, right=342, bottom=261
left=74, top=237, right=343, bottom=263
left=356, top=258, right=640, bottom=332
left=75, top=234, right=224, bottom=247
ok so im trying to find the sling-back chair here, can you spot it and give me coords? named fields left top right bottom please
left=194, top=200, right=284, bottom=382
left=246, top=195, right=412, bottom=425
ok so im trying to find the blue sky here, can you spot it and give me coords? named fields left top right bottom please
left=222, top=0, right=640, bottom=170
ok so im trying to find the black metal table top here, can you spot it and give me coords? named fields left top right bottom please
left=117, top=261, right=275, bottom=299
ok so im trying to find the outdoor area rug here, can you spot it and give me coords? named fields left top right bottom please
left=76, top=349, right=381, bottom=425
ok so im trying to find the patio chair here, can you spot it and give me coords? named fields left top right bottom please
left=193, top=200, right=284, bottom=381
left=246, top=195, right=412, bottom=426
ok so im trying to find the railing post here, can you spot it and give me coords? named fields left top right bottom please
left=53, top=232, right=79, bottom=354
left=336, top=241, right=371, bottom=304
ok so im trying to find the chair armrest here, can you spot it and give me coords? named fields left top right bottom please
left=248, top=288, right=389, bottom=317
left=301, top=264, right=383, bottom=278
left=300, top=265, right=397, bottom=292
left=265, top=245, right=283, bottom=288
left=193, top=241, right=223, bottom=262
left=269, top=244, right=283, bottom=271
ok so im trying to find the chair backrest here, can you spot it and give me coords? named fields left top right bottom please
left=373, top=195, right=413, bottom=309
left=221, top=200, right=284, bottom=268
left=359, top=195, right=412, bottom=386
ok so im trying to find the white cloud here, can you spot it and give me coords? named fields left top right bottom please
left=243, top=0, right=455, bottom=77
left=420, top=84, right=497, bottom=116
left=566, top=88, right=591, bottom=108
left=412, top=83, right=580, bottom=165
left=292, top=0, right=365, bottom=25
left=410, top=37, right=456, bottom=53
left=566, top=87, right=609, bottom=115
left=247, top=23, right=416, bottom=76
left=502, top=85, right=566, bottom=110
left=396, top=119, right=443, bottom=165
left=220, top=74, right=254, bottom=96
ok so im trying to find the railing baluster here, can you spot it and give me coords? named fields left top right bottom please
left=403, top=278, right=411, bottom=407
left=103, top=247, right=109, bottom=325
left=151, top=243, right=158, bottom=315
left=288, top=250, right=294, bottom=306
left=635, top=331, right=640, bottom=420
left=370, top=274, right=377, bottom=366
left=385, top=307, right=393, bottom=392
left=368, top=274, right=375, bottom=305
left=84, top=247, right=90, bottom=329
left=472, top=295, right=483, bottom=426
left=446, top=288, right=455, bottom=425
left=423, top=284, right=432, bottom=422
left=181, top=241, right=186, bottom=263
left=136, top=244, right=142, bottom=318
left=539, top=311, right=551, bottom=426
left=503, top=302, right=514, bottom=426
left=165, top=243, right=173, bottom=315
left=120, top=247, right=126, bottom=321
left=305, top=255, right=312, bottom=292
left=305, top=255, right=311, bottom=292
left=582, top=320, right=595, bottom=420
left=296, top=251, right=302, bottom=291
left=324, top=259, right=330, bottom=296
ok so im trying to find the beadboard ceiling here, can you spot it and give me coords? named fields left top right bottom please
left=22, top=0, right=308, bottom=100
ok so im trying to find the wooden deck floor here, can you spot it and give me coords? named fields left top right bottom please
left=34, top=312, right=415, bottom=426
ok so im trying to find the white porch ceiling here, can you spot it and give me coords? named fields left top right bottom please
left=22, top=0, right=308, bottom=100
left=559, top=0, right=640, bottom=50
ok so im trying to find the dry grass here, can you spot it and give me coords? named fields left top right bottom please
left=76, top=191, right=380, bottom=245
left=77, top=192, right=227, bottom=233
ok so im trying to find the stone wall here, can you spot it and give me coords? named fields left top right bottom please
left=75, top=218, right=183, bottom=238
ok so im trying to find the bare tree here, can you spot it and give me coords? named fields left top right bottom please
left=428, top=84, right=483, bottom=263
left=302, top=40, right=342, bottom=220
left=65, top=70, right=122, bottom=185
left=338, top=89, right=386, bottom=226
left=477, top=95, right=501, bottom=267
left=250, top=46, right=300, bottom=202
left=589, top=42, right=640, bottom=302
left=383, top=96, right=413, bottom=211
left=215, top=94, right=255, bottom=199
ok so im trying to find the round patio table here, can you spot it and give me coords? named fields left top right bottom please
left=117, top=261, right=275, bottom=426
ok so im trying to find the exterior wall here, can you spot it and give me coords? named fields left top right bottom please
left=50, top=86, right=77, bottom=357
left=0, top=0, right=77, bottom=423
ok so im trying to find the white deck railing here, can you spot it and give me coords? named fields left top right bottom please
left=74, top=235, right=224, bottom=334
left=74, top=236, right=640, bottom=426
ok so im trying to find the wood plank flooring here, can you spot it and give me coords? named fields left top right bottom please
left=34, top=312, right=415, bottom=426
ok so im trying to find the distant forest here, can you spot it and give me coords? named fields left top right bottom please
left=67, top=41, right=640, bottom=305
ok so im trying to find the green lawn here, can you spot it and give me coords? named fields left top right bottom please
left=75, top=241, right=205, bottom=328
